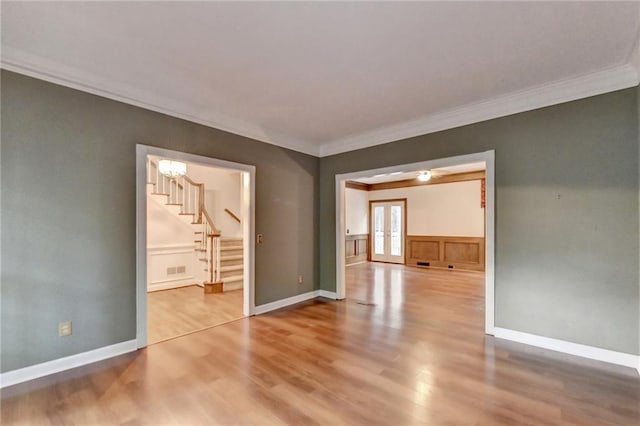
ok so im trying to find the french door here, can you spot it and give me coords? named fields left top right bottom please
left=370, top=199, right=406, bottom=264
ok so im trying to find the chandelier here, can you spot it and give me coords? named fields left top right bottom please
left=158, top=160, right=187, bottom=178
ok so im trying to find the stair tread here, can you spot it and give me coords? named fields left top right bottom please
left=221, top=265, right=243, bottom=271
left=223, top=274, right=243, bottom=282
left=220, top=255, right=243, bottom=260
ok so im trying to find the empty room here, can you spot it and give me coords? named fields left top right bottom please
left=2, top=2, right=640, bottom=425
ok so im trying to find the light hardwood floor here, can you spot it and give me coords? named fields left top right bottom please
left=147, top=285, right=244, bottom=344
left=2, top=263, right=639, bottom=424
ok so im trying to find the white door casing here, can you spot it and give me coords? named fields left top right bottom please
left=136, top=144, right=256, bottom=348
left=335, top=150, right=495, bottom=335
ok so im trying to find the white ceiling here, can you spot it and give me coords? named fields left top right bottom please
left=354, top=161, right=486, bottom=184
left=2, top=2, right=639, bottom=157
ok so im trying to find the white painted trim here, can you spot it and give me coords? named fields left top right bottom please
left=1, top=50, right=319, bottom=156
left=336, top=178, right=347, bottom=300
left=0, top=340, right=137, bottom=388
left=136, top=146, right=148, bottom=348
left=242, top=169, right=256, bottom=316
left=318, top=290, right=338, bottom=300
left=147, top=243, right=197, bottom=251
left=253, top=290, right=320, bottom=315
left=625, top=26, right=640, bottom=81
left=147, top=249, right=193, bottom=256
left=319, top=64, right=639, bottom=156
left=136, top=145, right=256, bottom=348
left=147, top=280, right=198, bottom=291
left=3, top=50, right=638, bottom=158
left=494, top=327, right=640, bottom=373
left=484, top=151, right=496, bottom=335
left=334, top=151, right=496, bottom=334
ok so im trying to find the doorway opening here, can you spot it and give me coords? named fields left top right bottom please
left=335, top=150, right=495, bottom=335
left=136, top=145, right=255, bottom=348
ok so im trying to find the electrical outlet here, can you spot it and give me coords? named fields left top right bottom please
left=59, top=321, right=72, bottom=337
left=298, top=275, right=303, bottom=284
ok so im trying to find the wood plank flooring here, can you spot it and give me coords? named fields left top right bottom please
left=147, top=286, right=244, bottom=344
left=2, top=262, right=639, bottom=424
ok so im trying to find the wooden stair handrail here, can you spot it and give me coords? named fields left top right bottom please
left=224, top=208, right=241, bottom=223
left=203, top=207, right=220, bottom=234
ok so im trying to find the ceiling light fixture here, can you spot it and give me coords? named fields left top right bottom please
left=158, top=160, right=187, bottom=178
left=417, top=171, right=432, bottom=182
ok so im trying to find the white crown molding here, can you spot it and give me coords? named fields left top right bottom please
left=319, top=64, right=640, bottom=157
left=3, top=47, right=639, bottom=159
left=0, top=47, right=320, bottom=157
left=626, top=23, right=640, bottom=80
left=0, top=340, right=137, bottom=388
left=493, top=327, right=639, bottom=374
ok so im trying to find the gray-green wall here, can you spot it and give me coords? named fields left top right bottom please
left=319, top=88, right=639, bottom=355
left=1, top=71, right=319, bottom=372
left=2, top=70, right=639, bottom=373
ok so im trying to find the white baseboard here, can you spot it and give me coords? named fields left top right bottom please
left=0, top=339, right=137, bottom=388
left=254, top=290, right=320, bottom=315
left=253, top=289, right=340, bottom=315
left=147, top=280, right=198, bottom=292
left=318, top=290, right=338, bottom=299
left=493, top=327, right=640, bottom=374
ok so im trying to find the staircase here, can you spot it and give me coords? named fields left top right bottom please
left=146, top=158, right=243, bottom=293
left=220, top=237, right=244, bottom=291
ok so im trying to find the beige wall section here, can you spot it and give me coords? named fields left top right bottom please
left=146, top=192, right=204, bottom=290
left=345, top=188, right=369, bottom=235
left=369, top=180, right=484, bottom=237
left=147, top=195, right=195, bottom=247
left=186, top=163, right=242, bottom=238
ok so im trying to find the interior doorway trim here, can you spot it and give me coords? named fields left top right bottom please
left=335, top=150, right=495, bottom=335
left=136, top=144, right=256, bottom=348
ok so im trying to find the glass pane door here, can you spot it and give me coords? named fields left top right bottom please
left=370, top=200, right=405, bottom=264
left=374, top=206, right=385, bottom=255
left=390, top=205, right=402, bottom=256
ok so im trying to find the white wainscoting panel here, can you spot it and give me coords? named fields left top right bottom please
left=147, top=244, right=199, bottom=291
